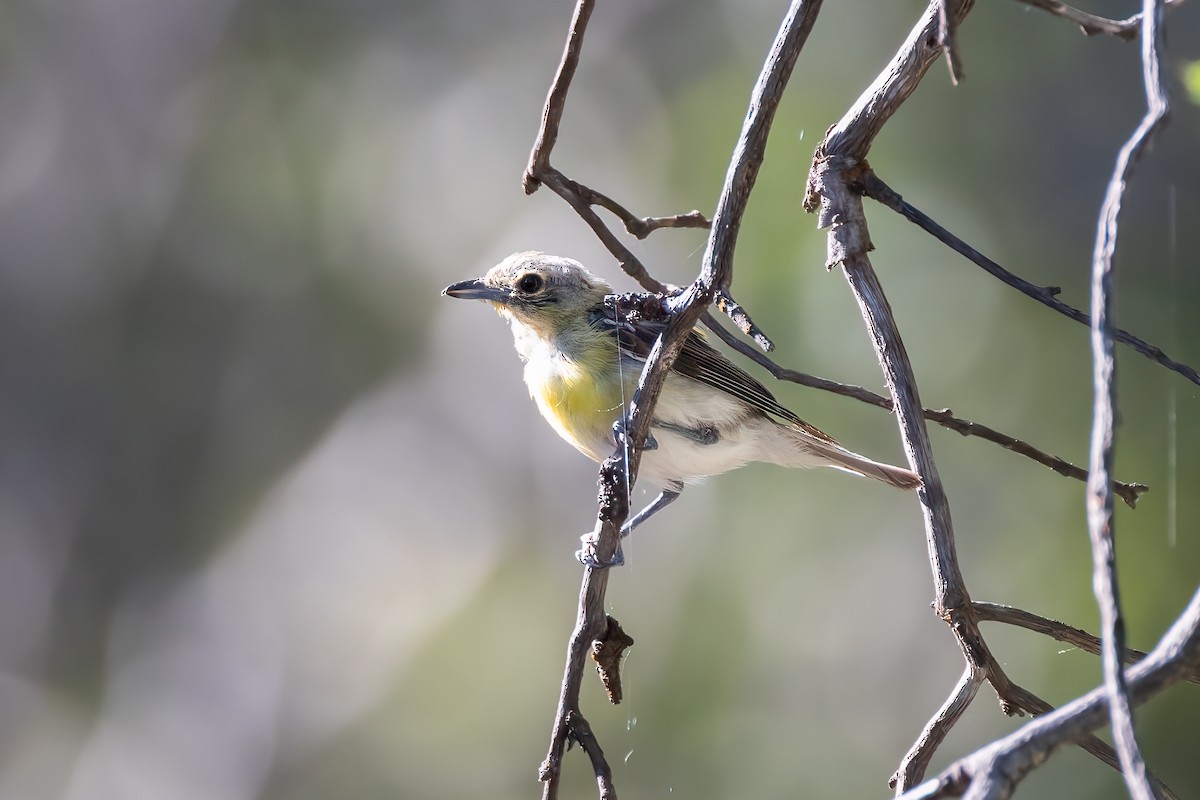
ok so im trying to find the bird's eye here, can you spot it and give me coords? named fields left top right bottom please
left=516, top=273, right=544, bottom=294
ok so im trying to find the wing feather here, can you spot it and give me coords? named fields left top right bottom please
left=588, top=305, right=839, bottom=445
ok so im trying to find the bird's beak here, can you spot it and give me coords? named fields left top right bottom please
left=442, top=278, right=509, bottom=304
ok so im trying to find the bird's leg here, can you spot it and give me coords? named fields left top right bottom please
left=621, top=489, right=681, bottom=537
left=577, top=489, right=682, bottom=568
left=653, top=421, right=720, bottom=445
left=612, top=415, right=658, bottom=451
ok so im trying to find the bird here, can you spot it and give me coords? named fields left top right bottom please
left=443, top=251, right=920, bottom=564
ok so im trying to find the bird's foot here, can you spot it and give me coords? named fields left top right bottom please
left=576, top=531, right=625, bottom=569
left=612, top=416, right=657, bottom=452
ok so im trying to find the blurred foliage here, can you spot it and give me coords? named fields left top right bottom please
left=0, top=1, right=1197, bottom=799
left=1185, top=58, right=1200, bottom=104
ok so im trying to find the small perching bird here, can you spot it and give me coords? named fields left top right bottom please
left=444, top=252, right=920, bottom=563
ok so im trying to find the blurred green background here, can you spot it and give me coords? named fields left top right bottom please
left=0, top=0, right=1197, bottom=798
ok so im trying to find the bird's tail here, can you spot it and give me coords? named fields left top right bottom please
left=759, top=421, right=922, bottom=490
left=817, top=443, right=922, bottom=489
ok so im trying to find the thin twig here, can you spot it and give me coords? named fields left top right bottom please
left=703, top=314, right=1148, bottom=508
left=897, top=587, right=1200, bottom=800
left=1010, top=0, right=1183, bottom=40
left=937, top=0, right=965, bottom=83
left=809, top=0, right=977, bottom=168
left=521, top=29, right=671, bottom=295
left=537, top=569, right=616, bottom=800
left=996, top=678, right=1178, bottom=799
left=1014, top=0, right=1139, bottom=39
left=539, top=167, right=772, bottom=344
left=572, top=182, right=711, bottom=239
left=892, top=664, right=985, bottom=790
left=563, top=710, right=616, bottom=799
left=626, top=0, right=823, bottom=459
left=922, top=408, right=1148, bottom=506
left=859, top=172, right=1200, bottom=388
left=520, top=0, right=675, bottom=299
left=713, top=290, right=775, bottom=351
left=521, top=5, right=709, bottom=242
left=524, top=0, right=594, bottom=195
left=540, top=167, right=669, bottom=292
left=1087, top=1, right=1171, bottom=797
left=533, top=148, right=772, bottom=350
left=521, top=9, right=777, bottom=357
left=973, top=602, right=1200, bottom=685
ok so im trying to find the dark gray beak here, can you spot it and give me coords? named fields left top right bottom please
left=442, top=278, right=509, bottom=303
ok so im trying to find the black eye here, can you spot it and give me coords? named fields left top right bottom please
left=516, top=273, right=544, bottom=294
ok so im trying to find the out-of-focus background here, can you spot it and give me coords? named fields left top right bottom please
left=1, top=1, right=1198, bottom=798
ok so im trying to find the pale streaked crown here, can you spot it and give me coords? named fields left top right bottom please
left=474, top=251, right=611, bottom=335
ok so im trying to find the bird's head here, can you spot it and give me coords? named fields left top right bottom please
left=443, top=251, right=612, bottom=338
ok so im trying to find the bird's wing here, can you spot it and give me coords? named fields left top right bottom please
left=589, top=304, right=839, bottom=446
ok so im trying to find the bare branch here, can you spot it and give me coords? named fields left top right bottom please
left=524, top=0, right=594, bottom=195
left=539, top=167, right=669, bottom=292
left=528, top=2, right=825, bottom=796
left=520, top=6, right=618, bottom=797
left=566, top=710, right=617, bottom=800
left=713, top=290, right=775, bottom=351
left=891, top=664, right=985, bottom=791
left=537, top=566, right=616, bottom=800
left=704, top=312, right=1148, bottom=507
left=625, top=211, right=711, bottom=236
left=920, top=408, right=1148, bottom=508
left=521, top=0, right=1186, bottom=796
left=1014, top=0, right=1139, bottom=39
left=573, top=182, right=710, bottom=239
left=518, top=0, right=675, bottom=297
left=804, top=0, right=1184, bottom=790
left=624, top=0, right=824, bottom=461
left=973, top=602, right=1200, bottom=685
left=1010, top=0, right=1183, bottom=40
left=996, top=678, right=1178, bottom=798
left=812, top=0, right=976, bottom=164
left=801, top=1, right=1173, bottom=790
left=936, top=0, right=966, bottom=83
left=897, top=587, right=1200, bottom=799
left=859, top=172, right=1200, bottom=388
left=523, top=45, right=757, bottom=348
left=1087, top=1, right=1171, bottom=796
left=546, top=170, right=710, bottom=267
left=520, top=0, right=682, bottom=298
left=810, top=149, right=1012, bottom=790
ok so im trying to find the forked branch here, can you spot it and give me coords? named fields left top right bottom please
left=1011, top=0, right=1183, bottom=40
left=897, top=587, right=1200, bottom=800
left=806, top=0, right=1177, bottom=794
left=704, top=314, right=1148, bottom=508
left=526, top=2, right=824, bottom=797
left=973, top=602, right=1200, bottom=685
